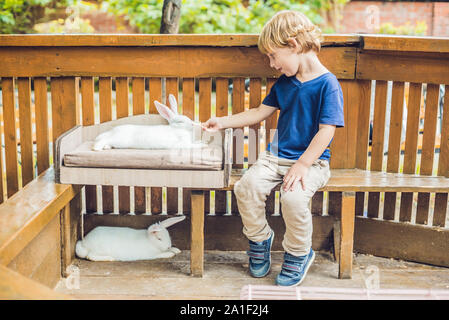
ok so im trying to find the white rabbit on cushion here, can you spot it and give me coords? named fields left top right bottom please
left=75, top=216, right=185, bottom=261
left=92, top=94, right=205, bottom=151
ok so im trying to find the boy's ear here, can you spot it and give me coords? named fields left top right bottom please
left=287, top=38, right=302, bottom=52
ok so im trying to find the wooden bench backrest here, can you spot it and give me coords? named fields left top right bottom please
left=0, top=35, right=448, bottom=227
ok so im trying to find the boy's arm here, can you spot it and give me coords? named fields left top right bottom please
left=202, top=104, right=277, bottom=130
left=282, top=124, right=336, bottom=192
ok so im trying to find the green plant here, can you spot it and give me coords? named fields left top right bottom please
left=0, top=0, right=72, bottom=33
left=378, top=21, right=427, bottom=36
left=102, top=0, right=345, bottom=34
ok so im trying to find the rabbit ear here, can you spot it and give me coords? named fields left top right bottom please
left=168, top=94, right=178, bottom=115
left=147, top=223, right=163, bottom=235
left=160, top=215, right=186, bottom=228
left=154, top=100, right=176, bottom=122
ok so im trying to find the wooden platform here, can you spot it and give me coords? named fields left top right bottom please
left=54, top=250, right=449, bottom=300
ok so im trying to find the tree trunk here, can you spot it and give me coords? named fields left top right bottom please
left=160, top=0, right=182, bottom=34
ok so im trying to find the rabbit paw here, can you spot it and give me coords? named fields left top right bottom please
left=156, top=251, right=176, bottom=259
left=169, top=247, right=181, bottom=255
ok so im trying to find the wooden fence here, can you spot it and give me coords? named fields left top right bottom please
left=0, top=34, right=448, bottom=267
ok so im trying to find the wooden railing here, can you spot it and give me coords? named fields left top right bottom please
left=0, top=35, right=448, bottom=284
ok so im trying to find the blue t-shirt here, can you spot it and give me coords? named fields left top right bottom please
left=262, top=72, right=344, bottom=161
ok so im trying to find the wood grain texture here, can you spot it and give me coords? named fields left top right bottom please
left=166, top=77, right=179, bottom=215
left=190, top=190, right=205, bottom=277
left=368, top=80, right=387, bottom=218
left=214, top=78, right=229, bottom=215
left=0, top=47, right=355, bottom=80
left=0, top=34, right=360, bottom=47
left=132, top=77, right=146, bottom=214
left=116, top=77, right=130, bottom=214
left=0, top=168, right=80, bottom=266
left=34, top=77, right=50, bottom=176
left=148, top=78, right=162, bottom=214
left=399, top=83, right=422, bottom=222
left=384, top=82, right=405, bottom=220
left=1, top=78, right=19, bottom=198
left=80, top=77, right=97, bottom=214
left=98, top=77, right=114, bottom=214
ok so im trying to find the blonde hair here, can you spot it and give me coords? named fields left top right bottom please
left=258, top=10, right=323, bottom=55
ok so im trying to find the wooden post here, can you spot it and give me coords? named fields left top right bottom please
left=337, top=191, right=356, bottom=279
left=190, top=190, right=205, bottom=277
left=60, top=204, right=71, bottom=278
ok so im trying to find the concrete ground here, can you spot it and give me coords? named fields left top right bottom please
left=54, top=250, right=449, bottom=300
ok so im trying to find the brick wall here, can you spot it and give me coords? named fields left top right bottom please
left=340, top=1, right=449, bottom=36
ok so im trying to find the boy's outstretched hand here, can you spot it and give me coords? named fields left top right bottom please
left=201, top=117, right=223, bottom=132
left=282, top=161, right=309, bottom=192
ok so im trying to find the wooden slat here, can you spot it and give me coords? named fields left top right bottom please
left=148, top=78, right=162, bottom=214
left=0, top=34, right=360, bottom=48
left=80, top=77, right=97, bottom=214
left=34, top=77, right=50, bottom=175
left=199, top=78, right=212, bottom=214
left=399, top=83, right=422, bottom=222
left=0, top=47, right=355, bottom=80
left=1, top=78, right=19, bottom=198
left=190, top=190, right=204, bottom=277
left=181, top=78, right=195, bottom=215
left=166, top=77, right=179, bottom=215
left=116, top=77, right=130, bottom=214
left=248, top=78, right=261, bottom=166
left=384, top=82, right=405, bottom=220
left=355, top=80, right=372, bottom=216
left=227, top=169, right=449, bottom=193
left=264, top=78, right=278, bottom=216
left=231, top=77, right=246, bottom=216
left=131, top=77, right=146, bottom=214
left=98, top=77, right=113, bottom=214
left=354, top=216, right=449, bottom=268
left=232, top=78, right=245, bottom=170
left=330, top=80, right=359, bottom=169
left=433, top=85, right=449, bottom=227
left=361, top=35, right=449, bottom=54
left=50, top=77, right=80, bottom=140
left=214, top=78, right=229, bottom=215
left=357, top=50, right=449, bottom=85
left=367, top=80, right=387, bottom=218
left=337, top=192, right=355, bottom=279
left=17, top=78, right=34, bottom=186
left=416, top=84, right=440, bottom=225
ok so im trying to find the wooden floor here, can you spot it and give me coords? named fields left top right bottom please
left=54, top=250, right=449, bottom=300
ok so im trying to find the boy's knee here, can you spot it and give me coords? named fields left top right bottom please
left=234, top=175, right=259, bottom=200
left=280, top=189, right=310, bottom=209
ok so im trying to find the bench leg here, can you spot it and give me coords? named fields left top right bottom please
left=334, top=191, right=356, bottom=279
left=190, top=190, right=205, bottom=277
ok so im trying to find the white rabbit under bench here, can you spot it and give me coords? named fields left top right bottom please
left=55, top=95, right=232, bottom=276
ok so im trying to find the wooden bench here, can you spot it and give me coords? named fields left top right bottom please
left=187, top=169, right=449, bottom=278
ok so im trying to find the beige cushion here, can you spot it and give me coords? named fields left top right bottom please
left=63, top=141, right=223, bottom=170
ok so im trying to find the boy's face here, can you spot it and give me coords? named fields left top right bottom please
left=267, top=46, right=301, bottom=77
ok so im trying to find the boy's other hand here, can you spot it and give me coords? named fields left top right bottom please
left=282, top=161, right=309, bottom=192
left=202, top=117, right=223, bottom=132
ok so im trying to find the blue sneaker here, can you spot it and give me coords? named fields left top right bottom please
left=276, top=249, right=315, bottom=286
left=246, top=231, right=274, bottom=278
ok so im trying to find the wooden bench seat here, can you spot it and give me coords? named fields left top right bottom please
left=226, top=168, right=449, bottom=193
left=189, top=169, right=449, bottom=278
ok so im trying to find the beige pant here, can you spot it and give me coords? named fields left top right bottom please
left=234, top=151, right=331, bottom=256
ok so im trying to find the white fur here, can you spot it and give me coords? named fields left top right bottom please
left=75, top=216, right=185, bottom=261
left=92, top=94, right=204, bottom=151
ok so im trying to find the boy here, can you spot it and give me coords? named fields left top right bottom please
left=202, top=10, right=344, bottom=286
